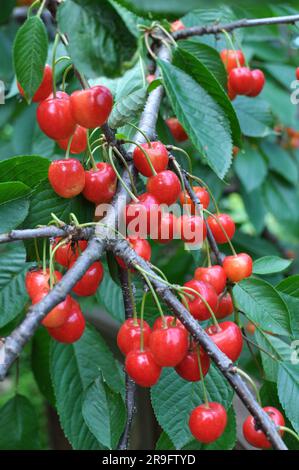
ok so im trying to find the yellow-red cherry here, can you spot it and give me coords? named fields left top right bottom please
left=47, top=298, right=85, bottom=343
left=133, top=141, right=168, bottom=177
left=70, top=86, right=113, bottom=129
left=223, top=253, right=253, bottom=282
left=48, top=159, right=86, bottom=198
left=207, top=213, right=235, bottom=244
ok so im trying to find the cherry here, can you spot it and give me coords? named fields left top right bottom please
left=247, top=69, right=265, bottom=97
left=189, top=402, right=227, bottom=443
left=147, top=170, right=181, bottom=205
left=25, top=268, right=62, bottom=299
left=37, top=91, right=76, bottom=140
left=216, top=292, right=234, bottom=319
left=57, top=125, right=87, bottom=154
left=48, top=158, right=85, bottom=198
left=70, top=86, right=113, bottom=129
left=116, top=236, right=151, bottom=269
left=183, top=279, right=218, bottom=321
left=296, top=67, right=299, bottom=80
left=18, top=64, right=52, bottom=102
left=83, top=162, right=117, bottom=204
left=175, top=344, right=210, bottom=382
left=223, top=253, right=253, bottom=282
left=125, top=193, right=161, bottom=236
left=227, top=80, right=237, bottom=101
left=32, top=292, right=72, bottom=328
left=125, top=349, right=161, bottom=387
left=179, top=186, right=210, bottom=213
left=117, top=318, right=152, bottom=355
left=170, top=20, right=185, bottom=32
left=228, top=67, right=254, bottom=96
left=243, top=407, right=285, bottom=449
left=206, top=321, right=243, bottom=362
left=246, top=322, right=256, bottom=335
left=71, top=261, right=104, bottom=296
left=54, top=239, right=88, bottom=268
left=152, top=315, right=185, bottom=331
left=147, top=74, right=156, bottom=84
left=233, top=146, right=239, bottom=157
left=133, top=141, right=169, bottom=177
left=165, top=117, right=188, bottom=141
left=194, top=265, right=227, bottom=294
left=178, top=215, right=207, bottom=245
left=149, top=325, right=188, bottom=367
left=47, top=298, right=85, bottom=343
left=155, top=213, right=177, bottom=244
left=207, top=213, right=235, bottom=244
left=220, top=49, right=245, bottom=73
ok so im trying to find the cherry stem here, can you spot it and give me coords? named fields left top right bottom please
left=187, top=172, right=220, bottom=214
left=50, top=213, right=65, bottom=227
left=279, top=426, right=299, bottom=442
left=171, top=159, right=191, bottom=216
left=113, top=147, right=138, bottom=197
left=65, top=131, right=75, bottom=160
left=140, top=290, right=147, bottom=352
left=138, top=270, right=165, bottom=322
left=196, top=346, right=209, bottom=407
left=221, top=29, right=241, bottom=68
left=49, top=238, right=67, bottom=289
left=51, top=33, right=60, bottom=99
left=167, top=146, right=192, bottom=173
left=204, top=209, right=237, bottom=255
left=128, top=271, right=138, bottom=324
left=126, top=123, right=151, bottom=145
left=155, top=23, right=178, bottom=48
left=125, top=140, right=157, bottom=176
left=235, top=367, right=262, bottom=406
left=241, top=331, right=279, bottom=362
left=42, top=238, right=47, bottom=275
left=87, top=130, right=98, bottom=171
left=205, top=240, right=212, bottom=267
left=144, top=32, right=158, bottom=61
left=36, top=0, right=47, bottom=17
left=28, top=0, right=41, bottom=17
left=180, top=285, right=220, bottom=329
left=61, top=64, right=74, bottom=92
left=149, top=263, right=169, bottom=283
left=108, top=147, right=138, bottom=202
left=33, top=238, right=41, bottom=266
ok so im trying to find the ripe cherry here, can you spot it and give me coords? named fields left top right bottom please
left=183, top=279, right=218, bottom=321
left=149, top=325, right=188, bottom=367
left=117, top=318, right=152, bottom=355
left=216, top=292, right=234, bottom=319
left=83, top=162, right=117, bottom=204
left=125, top=349, right=161, bottom=387
left=147, top=170, right=181, bottom=205
left=223, top=253, right=253, bottom=282
left=32, top=292, right=72, bottom=328
left=189, top=402, right=227, bottom=443
left=57, top=126, right=87, bottom=154
left=155, top=213, right=177, bottom=244
left=296, top=68, right=299, bottom=80
left=179, top=186, right=210, bottom=213
left=194, top=265, right=227, bottom=295
left=71, top=261, right=104, bottom=296
left=70, top=86, right=113, bottom=128
left=228, top=67, right=254, bottom=95
left=247, top=69, right=265, bottom=97
left=220, top=49, right=245, bottom=73
left=125, top=193, right=161, bottom=236
left=243, top=407, right=285, bottom=449
left=25, top=268, right=62, bottom=299
left=18, top=64, right=52, bottom=102
left=37, top=91, right=76, bottom=140
left=47, top=298, right=85, bottom=343
left=207, top=213, right=235, bottom=244
left=165, top=117, right=188, bottom=141
left=246, top=321, right=256, bottom=335
left=175, top=345, right=210, bottom=382
left=133, top=141, right=169, bottom=177
left=116, top=236, right=151, bottom=269
left=227, top=80, right=237, bottom=101
left=48, top=159, right=85, bottom=198
left=152, top=315, right=185, bottom=331
left=178, top=215, right=207, bottom=245
left=170, top=20, right=185, bottom=32
left=54, top=239, right=88, bottom=268
left=206, top=321, right=243, bottom=362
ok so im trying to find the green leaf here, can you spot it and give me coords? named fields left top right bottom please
left=0, top=198, right=30, bottom=233
left=276, top=276, right=299, bottom=337
left=234, top=144, right=267, bottom=193
left=13, top=16, right=48, bottom=101
left=31, top=328, right=55, bottom=407
left=156, top=432, right=174, bottom=450
left=240, top=185, right=266, bottom=234
left=96, top=264, right=125, bottom=323
left=278, top=363, right=299, bottom=434
left=151, top=365, right=233, bottom=449
left=108, top=0, right=148, bottom=37
left=109, top=87, right=147, bottom=129
left=0, top=155, right=50, bottom=188
left=0, top=395, right=40, bottom=450
left=233, top=96, right=273, bottom=138
left=0, top=181, right=31, bottom=204
left=82, top=375, right=126, bottom=449
left=261, top=141, right=298, bottom=186
left=253, top=256, right=292, bottom=275
left=233, top=278, right=291, bottom=336
left=254, top=329, right=292, bottom=382
left=158, top=59, right=233, bottom=179
left=263, top=175, right=299, bottom=223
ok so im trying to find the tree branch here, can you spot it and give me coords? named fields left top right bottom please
left=0, top=225, right=93, bottom=244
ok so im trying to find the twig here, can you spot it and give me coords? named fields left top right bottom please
left=0, top=225, right=93, bottom=244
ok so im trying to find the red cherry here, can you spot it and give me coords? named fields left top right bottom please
left=194, top=265, right=227, bottom=294
left=37, top=92, right=76, bottom=140
left=247, top=69, right=265, bottom=97
left=147, top=170, right=181, bottom=205
left=189, top=402, right=227, bottom=443
left=32, top=292, right=72, bottom=328
left=48, top=159, right=85, bottom=198
left=228, top=67, right=254, bottom=95
left=83, top=162, right=117, bottom=204
left=117, top=318, right=152, bottom=355
left=152, top=315, right=186, bottom=331
left=125, top=192, right=161, bottom=236
left=243, top=407, right=285, bottom=449
left=178, top=215, right=207, bottom=245
left=207, top=213, right=235, bottom=244
left=227, top=79, right=237, bottom=101
left=206, top=321, right=243, bottom=362
left=220, top=49, right=245, bottom=73
left=246, top=322, right=256, bottom=335
left=296, top=68, right=299, bottom=80
left=116, top=236, right=151, bottom=269
left=18, top=64, right=52, bottom=102
left=165, top=117, right=188, bottom=141
left=175, top=345, right=210, bottom=382
left=223, top=253, right=253, bottom=282
left=70, top=86, right=113, bottom=128
left=71, top=261, right=104, bottom=296
left=47, top=298, right=85, bottom=343
left=170, top=20, right=185, bottom=32
left=183, top=279, right=218, bottom=321
left=216, top=292, right=234, bottom=319
left=155, top=213, right=177, bottom=244
left=53, top=239, right=88, bottom=268
left=25, top=268, right=62, bottom=299
left=149, top=325, right=188, bottom=367
left=133, top=141, right=169, bottom=177
left=125, top=349, right=161, bottom=387
left=179, top=186, right=210, bottom=213
left=57, top=126, right=87, bottom=154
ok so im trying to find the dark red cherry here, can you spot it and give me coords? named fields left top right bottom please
left=165, top=117, right=188, bottom=141
left=149, top=325, right=188, bottom=367
left=223, top=253, right=253, bottom=282
left=179, top=186, right=210, bottom=213
left=147, top=170, right=181, bottom=205
left=243, top=407, right=285, bottom=449
left=125, top=192, right=161, bottom=236
left=194, top=265, right=227, bottom=294
left=47, top=298, right=85, bottom=343
left=125, top=349, right=161, bottom=387
left=18, top=64, right=52, bottom=102
left=228, top=67, right=254, bottom=95
left=220, top=49, right=245, bottom=73
left=183, top=279, right=218, bottom=321
left=133, top=141, right=169, bottom=177
left=57, top=125, right=87, bottom=154
left=207, top=213, right=235, bottom=244
left=53, top=239, right=88, bottom=268
left=175, top=345, right=210, bottom=382
left=189, top=402, right=227, bottom=443
left=71, top=261, right=104, bottom=296
left=117, top=318, right=152, bottom=355
left=37, top=91, right=76, bottom=140
left=48, top=159, right=85, bottom=198
left=70, top=86, right=113, bottom=128
left=116, top=236, right=151, bottom=269
left=25, top=268, right=62, bottom=299
left=216, top=292, right=234, bottom=319
left=32, top=292, right=72, bottom=328
left=247, top=69, right=265, bottom=97
left=206, top=321, right=243, bottom=362
left=83, top=162, right=117, bottom=204
left=178, top=215, right=207, bottom=245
